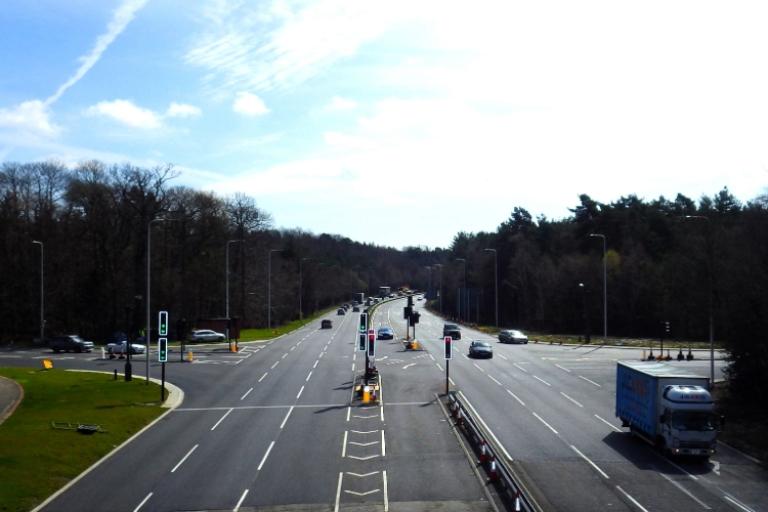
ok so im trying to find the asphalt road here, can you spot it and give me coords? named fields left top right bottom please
left=1, top=303, right=494, bottom=512
left=386, top=298, right=768, bottom=512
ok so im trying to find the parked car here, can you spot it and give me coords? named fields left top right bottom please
left=49, top=335, right=94, bottom=353
left=352, top=306, right=360, bottom=312
left=498, top=329, right=529, bottom=344
left=321, top=319, right=333, bottom=329
left=107, top=340, right=147, bottom=358
left=377, top=326, right=395, bottom=340
left=443, top=323, right=461, bottom=340
left=337, top=308, right=346, bottom=315
left=468, top=341, right=493, bottom=358
left=188, top=329, right=226, bottom=343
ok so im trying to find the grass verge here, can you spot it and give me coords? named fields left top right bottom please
left=238, top=307, right=335, bottom=342
left=713, top=383, right=768, bottom=464
left=0, top=368, right=164, bottom=512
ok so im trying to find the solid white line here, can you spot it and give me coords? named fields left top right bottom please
left=532, top=412, right=559, bottom=434
left=233, top=489, right=249, bottom=512
left=594, top=414, right=623, bottom=433
left=280, top=406, right=294, bottom=429
left=170, top=444, right=198, bottom=473
left=334, top=472, right=343, bottom=512
left=381, top=430, right=386, bottom=456
left=306, top=371, right=313, bottom=382
left=533, top=375, right=551, bottom=386
left=616, top=485, right=649, bottom=512
left=211, top=408, right=233, bottom=430
left=579, top=375, right=602, bottom=387
left=488, top=375, right=502, bottom=386
left=383, top=470, right=389, bottom=511
left=723, top=494, right=756, bottom=512
left=658, top=473, right=711, bottom=509
left=258, top=372, right=268, bottom=382
left=342, top=430, right=348, bottom=457
left=458, top=391, right=513, bottom=461
left=271, top=361, right=280, bottom=369
left=506, top=389, right=525, bottom=406
left=513, top=363, right=528, bottom=373
left=436, top=362, right=444, bottom=372
left=296, top=385, right=305, bottom=400
left=257, top=441, right=275, bottom=471
left=560, top=391, right=583, bottom=407
left=473, top=363, right=485, bottom=373
left=346, top=406, right=351, bottom=422
left=240, top=387, right=253, bottom=401
left=313, top=359, right=319, bottom=368
left=555, top=363, right=571, bottom=373
left=571, top=445, right=609, bottom=479
left=497, top=353, right=508, bottom=361
left=133, top=492, right=153, bottom=512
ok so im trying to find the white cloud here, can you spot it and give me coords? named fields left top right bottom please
left=86, top=99, right=162, bottom=129
left=0, top=100, right=59, bottom=137
left=325, top=96, right=357, bottom=111
left=232, top=92, right=269, bottom=117
left=166, top=102, right=202, bottom=118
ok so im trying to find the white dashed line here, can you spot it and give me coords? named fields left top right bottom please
left=658, top=473, right=711, bottom=510
left=497, top=353, right=508, bottom=361
left=259, top=372, right=268, bottom=382
left=342, top=430, right=348, bottom=457
left=211, top=408, right=233, bottom=431
left=506, top=389, right=525, bottom=406
left=560, top=392, right=583, bottom=407
left=171, top=444, right=198, bottom=473
left=532, top=412, right=558, bottom=434
left=240, top=387, right=253, bottom=400
left=383, top=470, right=389, bottom=511
left=280, top=406, right=294, bottom=429
left=555, top=364, right=571, bottom=373
left=334, top=473, right=343, bottom=512
left=428, top=353, right=435, bottom=361
left=257, top=441, right=275, bottom=471
left=615, top=486, right=648, bottom=512
left=723, top=494, right=756, bottom=512
left=533, top=375, right=551, bottom=386
left=436, top=363, right=444, bottom=372
left=579, top=375, right=602, bottom=387
left=282, top=353, right=288, bottom=359
left=271, top=361, right=280, bottom=369
left=473, top=363, right=485, bottom=373
left=571, top=445, right=609, bottom=479
left=594, top=414, right=622, bottom=432
left=513, top=363, right=528, bottom=373
left=346, top=406, right=351, bottom=422
left=296, top=385, right=305, bottom=400
left=306, top=371, right=313, bottom=382
left=133, top=492, right=153, bottom=512
left=313, top=360, right=319, bottom=369
left=381, top=430, right=386, bottom=456
left=488, top=375, right=502, bottom=386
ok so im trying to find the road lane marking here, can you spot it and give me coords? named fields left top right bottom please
left=306, top=371, right=313, bottom=382
left=319, top=351, right=325, bottom=358
left=334, top=473, right=343, bottom=512
left=348, top=454, right=379, bottom=461
left=436, top=362, right=444, bottom=371
left=449, top=377, right=456, bottom=386
left=571, top=445, right=609, bottom=479
left=170, top=444, right=198, bottom=473
left=555, top=364, right=571, bottom=373
left=313, top=360, right=319, bottom=368
left=473, top=363, right=485, bottom=373
left=280, top=406, right=294, bottom=429
left=497, top=353, right=508, bottom=361
left=532, top=412, right=558, bottom=434
left=488, top=375, right=502, bottom=386
left=428, top=353, right=435, bottom=361
left=560, top=391, right=583, bottom=407
left=350, top=429, right=379, bottom=434
left=133, top=492, right=153, bottom=512
left=383, top=470, right=389, bottom=511
left=723, top=493, right=756, bottom=512
left=211, top=408, right=233, bottom=430
left=658, top=473, right=711, bottom=509
left=257, top=441, right=275, bottom=471
left=594, top=414, right=622, bottom=432
left=533, top=375, right=551, bottom=386
left=296, top=385, right=305, bottom=400
left=513, top=363, right=528, bottom=373
left=381, top=430, right=386, bottom=456
left=290, top=346, right=296, bottom=351
left=352, top=363, right=356, bottom=371
left=233, top=489, right=249, bottom=512
left=347, top=471, right=379, bottom=477
left=616, top=485, right=648, bottom=512
left=271, top=361, right=280, bottom=369
left=282, top=353, right=288, bottom=359
left=342, top=430, right=348, bottom=457
left=240, top=387, right=253, bottom=401
left=579, top=375, right=602, bottom=387
left=346, top=406, right=351, bottom=422
left=344, top=489, right=380, bottom=496
left=258, top=372, right=268, bottom=382
left=458, top=391, right=513, bottom=461
left=506, top=389, right=525, bottom=406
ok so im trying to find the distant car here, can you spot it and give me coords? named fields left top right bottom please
left=377, top=326, right=395, bottom=340
left=49, top=335, right=94, bottom=353
left=107, top=340, right=146, bottom=358
left=468, top=341, right=493, bottom=358
left=443, top=323, right=461, bottom=340
left=188, top=329, right=226, bottom=343
left=321, top=319, right=333, bottom=329
left=337, top=308, right=346, bottom=315
left=352, top=306, right=360, bottom=312
left=498, top=329, right=529, bottom=344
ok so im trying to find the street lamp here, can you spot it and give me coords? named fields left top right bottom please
left=146, top=217, right=175, bottom=384
left=32, top=241, right=44, bottom=344
left=578, top=283, right=590, bottom=343
left=685, top=215, right=715, bottom=388
left=589, top=233, right=607, bottom=341
left=433, top=264, right=444, bottom=314
left=299, top=257, right=312, bottom=320
left=267, top=249, right=284, bottom=329
left=484, top=248, right=498, bottom=328
left=455, top=258, right=467, bottom=321
left=424, top=266, right=433, bottom=300
left=226, top=239, right=244, bottom=343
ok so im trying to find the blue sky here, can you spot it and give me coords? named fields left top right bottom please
left=2, top=1, right=768, bottom=249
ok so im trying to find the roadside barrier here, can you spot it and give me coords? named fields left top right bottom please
left=447, top=392, right=541, bottom=512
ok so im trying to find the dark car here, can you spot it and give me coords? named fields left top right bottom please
left=337, top=308, right=346, bottom=315
left=352, top=306, right=360, bottom=312
left=49, top=335, right=94, bottom=353
left=321, top=319, right=333, bottom=329
left=377, top=326, right=395, bottom=340
left=498, top=329, right=528, bottom=344
left=468, top=341, right=493, bottom=358
left=443, top=323, right=461, bottom=340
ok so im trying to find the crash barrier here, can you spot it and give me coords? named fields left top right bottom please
left=447, top=392, right=540, bottom=512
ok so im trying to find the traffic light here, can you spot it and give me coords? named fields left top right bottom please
left=367, top=329, right=375, bottom=358
left=403, top=306, right=412, bottom=319
left=444, top=336, right=452, bottom=360
left=158, top=337, right=168, bottom=363
left=358, top=333, right=366, bottom=351
left=664, top=321, right=671, bottom=335
left=412, top=312, right=420, bottom=324
left=158, top=311, right=169, bottom=336
left=359, top=312, right=368, bottom=333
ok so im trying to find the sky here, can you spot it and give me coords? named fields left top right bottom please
left=1, top=0, right=767, bottom=249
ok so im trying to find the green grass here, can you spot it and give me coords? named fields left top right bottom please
left=239, top=307, right=335, bottom=342
left=0, top=368, right=165, bottom=512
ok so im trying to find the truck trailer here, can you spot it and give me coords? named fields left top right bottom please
left=616, top=361, right=719, bottom=458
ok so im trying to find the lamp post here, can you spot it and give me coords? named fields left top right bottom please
left=267, top=249, right=283, bottom=329
left=226, top=239, right=244, bottom=343
left=589, top=233, right=607, bottom=341
left=147, top=217, right=174, bottom=384
left=685, top=215, right=715, bottom=388
left=434, top=264, right=443, bottom=313
left=299, top=257, right=311, bottom=320
left=579, top=282, right=590, bottom=343
left=484, top=248, right=498, bottom=328
left=424, top=266, right=433, bottom=300
left=32, top=241, right=44, bottom=344
left=455, top=258, right=467, bottom=321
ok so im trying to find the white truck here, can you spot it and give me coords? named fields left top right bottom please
left=616, top=361, right=720, bottom=458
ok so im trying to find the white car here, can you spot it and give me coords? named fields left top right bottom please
left=188, top=329, right=226, bottom=343
left=106, top=340, right=146, bottom=357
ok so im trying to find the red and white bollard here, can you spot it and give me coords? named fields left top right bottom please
left=514, top=491, right=521, bottom=511
left=479, top=440, right=489, bottom=463
left=488, top=457, right=500, bottom=482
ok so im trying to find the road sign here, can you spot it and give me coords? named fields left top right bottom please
left=367, top=329, right=375, bottom=358
left=358, top=333, right=366, bottom=351
left=444, top=336, right=452, bottom=360
left=359, top=312, right=368, bottom=333
left=158, top=310, right=169, bottom=336
left=158, top=337, right=168, bottom=362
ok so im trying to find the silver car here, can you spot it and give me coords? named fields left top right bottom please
left=188, top=329, right=226, bottom=342
left=498, top=329, right=528, bottom=344
left=107, top=341, right=146, bottom=357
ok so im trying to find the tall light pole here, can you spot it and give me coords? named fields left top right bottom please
left=424, top=266, right=433, bottom=300
left=299, top=257, right=311, bottom=320
left=225, top=239, right=244, bottom=342
left=589, top=233, right=607, bottom=341
left=32, top=240, right=44, bottom=343
left=435, top=264, right=443, bottom=314
left=455, top=258, right=467, bottom=321
left=147, top=217, right=173, bottom=384
left=685, top=215, right=715, bottom=388
left=484, top=248, right=498, bottom=328
left=267, top=249, right=283, bottom=329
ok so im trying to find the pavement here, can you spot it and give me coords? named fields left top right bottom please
left=0, top=374, right=23, bottom=424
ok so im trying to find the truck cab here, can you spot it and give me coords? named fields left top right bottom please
left=659, top=385, right=718, bottom=457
